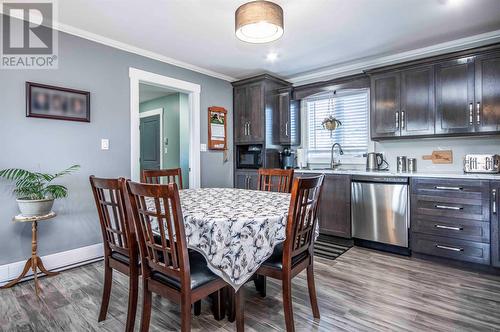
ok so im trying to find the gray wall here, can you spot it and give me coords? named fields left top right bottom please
left=0, top=28, right=233, bottom=265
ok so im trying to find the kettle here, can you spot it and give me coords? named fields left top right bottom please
left=365, top=152, right=388, bottom=171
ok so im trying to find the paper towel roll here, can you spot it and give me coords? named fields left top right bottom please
left=296, top=149, right=306, bottom=168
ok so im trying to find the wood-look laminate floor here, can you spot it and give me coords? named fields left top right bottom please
left=2, top=247, right=500, bottom=332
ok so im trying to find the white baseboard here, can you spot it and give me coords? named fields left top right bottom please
left=0, top=243, right=104, bottom=286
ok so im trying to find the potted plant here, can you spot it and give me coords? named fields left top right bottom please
left=0, top=165, right=80, bottom=217
left=321, top=115, right=342, bottom=137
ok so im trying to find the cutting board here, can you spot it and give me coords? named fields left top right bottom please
left=422, top=150, right=453, bottom=164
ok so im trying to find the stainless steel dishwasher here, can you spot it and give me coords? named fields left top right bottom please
left=351, top=175, right=409, bottom=248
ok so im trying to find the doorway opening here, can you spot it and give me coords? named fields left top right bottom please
left=130, top=68, right=201, bottom=188
left=138, top=84, right=190, bottom=187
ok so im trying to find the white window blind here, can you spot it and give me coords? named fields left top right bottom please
left=305, top=90, right=369, bottom=161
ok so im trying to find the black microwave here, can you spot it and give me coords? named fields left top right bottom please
left=236, top=145, right=263, bottom=169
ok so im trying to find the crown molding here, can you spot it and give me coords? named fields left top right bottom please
left=289, top=29, right=500, bottom=85
left=0, top=9, right=236, bottom=82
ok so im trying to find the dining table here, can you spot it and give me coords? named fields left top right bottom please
left=151, top=187, right=292, bottom=290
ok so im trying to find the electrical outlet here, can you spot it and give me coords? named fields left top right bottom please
left=101, top=139, right=109, bottom=150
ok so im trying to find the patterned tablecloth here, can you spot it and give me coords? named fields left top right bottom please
left=151, top=188, right=291, bottom=290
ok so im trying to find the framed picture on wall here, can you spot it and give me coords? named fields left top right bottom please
left=208, top=106, right=227, bottom=150
left=26, top=82, right=90, bottom=122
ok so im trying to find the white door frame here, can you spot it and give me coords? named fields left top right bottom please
left=130, top=67, right=201, bottom=188
left=139, top=108, right=164, bottom=170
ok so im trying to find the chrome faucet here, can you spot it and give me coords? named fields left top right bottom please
left=330, top=143, right=344, bottom=169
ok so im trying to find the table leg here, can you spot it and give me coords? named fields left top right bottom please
left=0, top=258, right=33, bottom=289
left=226, top=286, right=235, bottom=322
left=31, top=221, right=41, bottom=296
left=0, top=221, right=58, bottom=294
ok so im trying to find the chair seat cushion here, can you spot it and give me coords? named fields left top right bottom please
left=110, top=251, right=133, bottom=265
left=261, top=243, right=309, bottom=270
left=151, top=250, right=219, bottom=290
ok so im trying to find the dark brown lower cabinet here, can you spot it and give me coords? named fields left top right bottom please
left=410, top=177, right=491, bottom=265
left=234, top=170, right=258, bottom=190
left=295, top=172, right=351, bottom=238
left=491, top=181, right=500, bottom=268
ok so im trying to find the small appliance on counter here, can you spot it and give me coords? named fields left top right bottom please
left=464, top=154, right=500, bottom=173
left=364, top=152, right=389, bottom=171
left=280, top=147, right=296, bottom=169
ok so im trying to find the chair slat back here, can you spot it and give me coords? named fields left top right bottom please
left=90, top=176, right=133, bottom=257
left=284, top=175, right=324, bottom=261
left=141, top=168, right=183, bottom=188
left=257, top=168, right=294, bottom=193
left=125, top=181, right=189, bottom=281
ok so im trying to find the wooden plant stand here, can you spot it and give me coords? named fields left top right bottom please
left=1, top=212, right=59, bottom=296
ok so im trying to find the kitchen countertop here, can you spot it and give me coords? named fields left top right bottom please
left=295, top=168, right=500, bottom=180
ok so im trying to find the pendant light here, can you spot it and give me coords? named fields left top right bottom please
left=235, top=1, right=284, bottom=43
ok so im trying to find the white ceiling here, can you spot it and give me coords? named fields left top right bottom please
left=139, top=83, right=177, bottom=103
left=56, top=0, right=500, bottom=82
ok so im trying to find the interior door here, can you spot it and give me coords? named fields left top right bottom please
left=435, top=58, right=475, bottom=134
left=140, top=114, right=161, bottom=171
left=475, top=52, right=500, bottom=133
left=401, top=66, right=435, bottom=136
left=371, top=72, right=401, bottom=138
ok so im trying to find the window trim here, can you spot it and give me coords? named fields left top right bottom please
left=300, top=88, right=374, bottom=166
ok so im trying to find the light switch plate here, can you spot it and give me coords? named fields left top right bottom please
left=101, top=139, right=109, bottom=150
left=200, top=144, right=207, bottom=152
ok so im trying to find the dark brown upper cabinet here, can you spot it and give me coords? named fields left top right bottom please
left=475, top=51, right=500, bottom=133
left=234, top=86, right=248, bottom=143
left=435, top=58, right=475, bottom=135
left=272, top=87, right=300, bottom=146
left=233, top=83, right=265, bottom=143
left=233, top=75, right=290, bottom=145
left=401, top=66, right=435, bottom=136
left=371, top=67, right=435, bottom=139
left=371, top=72, right=401, bottom=139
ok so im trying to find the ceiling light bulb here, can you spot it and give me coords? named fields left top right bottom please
left=266, top=52, right=278, bottom=62
left=235, top=1, right=284, bottom=43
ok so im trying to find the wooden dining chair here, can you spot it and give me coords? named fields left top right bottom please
left=89, top=176, right=139, bottom=332
left=124, top=180, right=237, bottom=332
left=255, top=174, right=325, bottom=332
left=141, top=168, right=183, bottom=188
left=257, top=168, right=294, bottom=193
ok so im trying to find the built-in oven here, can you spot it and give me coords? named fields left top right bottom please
left=236, top=144, right=263, bottom=169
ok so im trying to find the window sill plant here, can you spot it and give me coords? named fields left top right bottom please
left=0, top=165, right=80, bottom=217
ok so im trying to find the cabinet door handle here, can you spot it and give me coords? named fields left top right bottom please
left=434, top=224, right=463, bottom=231
left=285, top=121, right=289, bottom=137
left=469, top=103, right=473, bottom=125
left=248, top=122, right=251, bottom=136
left=493, top=189, right=497, bottom=215
left=435, top=186, right=463, bottom=191
left=435, top=204, right=463, bottom=210
left=476, top=102, right=481, bottom=125
left=401, top=111, right=405, bottom=129
left=436, top=244, right=464, bottom=252
left=395, top=111, right=400, bottom=130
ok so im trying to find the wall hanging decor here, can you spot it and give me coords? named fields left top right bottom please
left=208, top=106, right=227, bottom=150
left=26, top=82, right=90, bottom=122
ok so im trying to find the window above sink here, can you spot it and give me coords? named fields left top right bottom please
left=300, top=89, right=372, bottom=165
